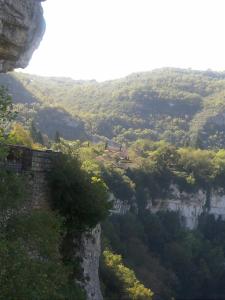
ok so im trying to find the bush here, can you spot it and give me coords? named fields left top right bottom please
left=48, top=154, right=110, bottom=232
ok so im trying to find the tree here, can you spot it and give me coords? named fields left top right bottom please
left=55, top=131, right=61, bottom=143
left=48, top=154, right=110, bottom=231
left=103, top=249, right=153, bottom=300
left=0, top=86, right=16, bottom=138
left=0, top=163, right=85, bottom=299
left=30, top=121, right=44, bottom=145
left=8, top=123, right=34, bottom=148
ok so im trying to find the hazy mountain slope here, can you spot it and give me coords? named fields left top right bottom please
left=1, top=68, right=225, bottom=147
left=0, top=73, right=89, bottom=140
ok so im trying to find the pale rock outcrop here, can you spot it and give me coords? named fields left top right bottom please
left=108, top=192, right=131, bottom=215
left=0, top=0, right=46, bottom=72
left=210, top=189, right=225, bottom=219
left=75, top=224, right=103, bottom=300
left=147, top=185, right=225, bottom=229
left=0, top=4, right=104, bottom=298
left=109, top=184, right=225, bottom=230
left=147, top=185, right=206, bottom=229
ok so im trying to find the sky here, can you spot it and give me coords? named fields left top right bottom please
left=23, top=0, right=225, bottom=82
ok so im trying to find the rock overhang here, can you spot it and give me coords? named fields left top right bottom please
left=0, top=0, right=46, bottom=72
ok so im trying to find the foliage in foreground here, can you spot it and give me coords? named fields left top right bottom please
left=0, top=86, right=15, bottom=135
left=102, top=249, right=153, bottom=300
left=0, top=88, right=86, bottom=299
left=102, top=212, right=225, bottom=300
left=0, top=167, right=85, bottom=299
left=48, top=153, right=110, bottom=232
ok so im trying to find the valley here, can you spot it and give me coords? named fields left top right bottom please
left=1, top=68, right=225, bottom=300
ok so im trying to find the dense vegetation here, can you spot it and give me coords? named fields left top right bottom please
left=1, top=68, right=225, bottom=148
left=54, top=138, right=225, bottom=206
left=48, top=153, right=110, bottom=232
left=102, top=249, right=153, bottom=300
left=0, top=88, right=109, bottom=299
left=101, top=211, right=225, bottom=300
left=49, top=139, right=225, bottom=300
left=2, top=67, right=225, bottom=299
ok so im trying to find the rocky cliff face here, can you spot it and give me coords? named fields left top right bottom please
left=80, top=225, right=103, bottom=300
left=0, top=4, right=104, bottom=299
left=74, top=225, right=103, bottom=300
left=110, top=184, right=225, bottom=229
left=6, top=147, right=104, bottom=300
left=147, top=185, right=225, bottom=229
left=0, top=0, right=45, bottom=72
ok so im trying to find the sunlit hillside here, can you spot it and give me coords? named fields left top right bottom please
left=1, top=68, right=225, bottom=148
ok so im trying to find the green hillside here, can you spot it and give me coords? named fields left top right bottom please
left=1, top=68, right=225, bottom=147
left=2, top=70, right=225, bottom=300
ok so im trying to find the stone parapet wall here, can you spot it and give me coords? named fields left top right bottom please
left=1, top=145, right=59, bottom=209
left=28, top=170, right=49, bottom=209
left=3, top=145, right=58, bottom=173
left=1, top=145, right=104, bottom=300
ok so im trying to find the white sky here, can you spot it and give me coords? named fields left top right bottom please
left=23, top=0, right=225, bottom=81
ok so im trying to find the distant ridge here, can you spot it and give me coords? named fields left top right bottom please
left=0, top=68, right=225, bottom=148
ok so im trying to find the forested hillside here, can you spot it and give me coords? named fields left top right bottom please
left=1, top=68, right=225, bottom=148
left=52, top=138, right=225, bottom=300
left=2, top=68, right=225, bottom=299
left=0, top=87, right=110, bottom=299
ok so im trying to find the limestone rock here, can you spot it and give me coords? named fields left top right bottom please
left=74, top=224, right=103, bottom=300
left=147, top=184, right=207, bottom=229
left=0, top=0, right=46, bottom=72
left=147, top=184, right=225, bottom=229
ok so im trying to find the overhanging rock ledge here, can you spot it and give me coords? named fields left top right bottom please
left=0, top=0, right=46, bottom=72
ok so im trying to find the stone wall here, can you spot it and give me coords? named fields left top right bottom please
left=0, top=4, right=106, bottom=300
left=3, top=145, right=104, bottom=300
left=29, top=150, right=53, bottom=208
left=3, top=145, right=57, bottom=208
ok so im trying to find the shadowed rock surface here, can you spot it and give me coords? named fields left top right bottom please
left=0, top=0, right=45, bottom=72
